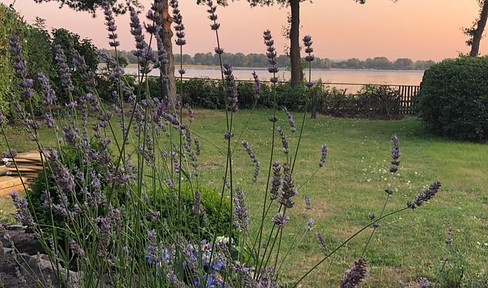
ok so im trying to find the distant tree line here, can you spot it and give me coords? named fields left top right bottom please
left=101, top=49, right=436, bottom=70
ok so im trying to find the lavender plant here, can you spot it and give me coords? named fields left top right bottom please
left=0, top=1, right=444, bottom=287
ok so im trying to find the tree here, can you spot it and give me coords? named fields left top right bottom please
left=200, top=0, right=368, bottom=86
left=464, top=0, right=488, bottom=56
left=31, top=0, right=177, bottom=104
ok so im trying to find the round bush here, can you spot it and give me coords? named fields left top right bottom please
left=418, top=56, right=488, bottom=141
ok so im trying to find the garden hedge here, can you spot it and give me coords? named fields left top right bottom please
left=418, top=56, right=488, bottom=141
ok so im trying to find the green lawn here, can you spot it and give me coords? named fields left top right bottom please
left=1, top=109, right=487, bottom=287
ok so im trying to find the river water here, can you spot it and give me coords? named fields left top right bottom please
left=125, top=67, right=425, bottom=92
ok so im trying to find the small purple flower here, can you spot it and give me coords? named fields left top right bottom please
left=192, top=189, right=202, bottom=215
left=233, top=187, right=249, bottom=231
left=0, top=114, right=5, bottom=126
left=223, top=64, right=238, bottom=112
left=69, top=239, right=85, bottom=256
left=242, top=140, right=260, bottom=183
left=270, top=161, right=282, bottom=200
left=319, top=144, right=328, bottom=167
left=279, top=163, right=297, bottom=208
left=271, top=211, right=290, bottom=227
left=276, top=126, right=289, bottom=154
left=385, top=187, right=395, bottom=195
left=252, top=71, right=261, bottom=94
left=214, top=47, right=224, bottom=54
left=263, top=30, right=279, bottom=82
left=102, top=1, right=119, bottom=47
left=407, top=181, right=441, bottom=209
left=316, top=232, right=328, bottom=255
left=304, top=194, right=311, bottom=210
left=419, top=277, right=430, bottom=287
left=282, top=107, right=296, bottom=133
left=170, top=0, right=186, bottom=47
left=390, top=134, right=401, bottom=172
left=340, top=257, right=370, bottom=288
left=37, top=73, right=57, bottom=105
left=54, top=45, right=74, bottom=93
left=305, top=218, right=314, bottom=231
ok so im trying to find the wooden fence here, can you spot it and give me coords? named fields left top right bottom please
left=316, top=82, right=420, bottom=115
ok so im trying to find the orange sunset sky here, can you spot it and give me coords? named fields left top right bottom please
left=1, top=0, right=485, bottom=61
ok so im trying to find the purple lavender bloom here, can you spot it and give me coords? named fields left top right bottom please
left=303, top=35, right=315, bottom=63
left=316, top=232, right=328, bottom=255
left=282, top=107, right=296, bottom=133
left=170, top=0, right=186, bottom=47
left=276, top=126, right=289, bottom=154
left=319, top=144, right=328, bottom=167
left=304, top=194, right=311, bottom=210
left=102, top=1, right=120, bottom=47
left=390, top=134, right=401, bottom=172
left=270, top=160, right=281, bottom=200
left=206, top=0, right=221, bottom=31
left=69, top=239, right=85, bottom=256
left=305, top=218, right=314, bottom=231
left=37, top=73, right=57, bottom=105
left=54, top=45, right=74, bottom=93
left=242, top=140, right=260, bottom=182
left=279, top=163, right=297, bottom=208
left=10, top=191, right=35, bottom=228
left=233, top=187, right=249, bottom=231
left=223, top=64, right=238, bottom=112
left=340, top=257, right=370, bottom=288
left=252, top=71, right=260, bottom=93
left=271, top=211, right=290, bottom=227
left=407, top=181, right=441, bottom=209
left=306, top=81, right=315, bottom=88
left=263, top=30, right=280, bottom=82
left=385, top=187, right=395, bottom=195
left=192, top=189, right=202, bottom=215
left=0, top=114, right=5, bottom=126
left=8, top=34, right=35, bottom=99
left=419, top=277, right=430, bottom=287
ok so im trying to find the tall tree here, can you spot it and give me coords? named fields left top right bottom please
left=200, top=0, right=368, bottom=86
left=464, top=0, right=488, bottom=56
left=31, top=0, right=176, bottom=102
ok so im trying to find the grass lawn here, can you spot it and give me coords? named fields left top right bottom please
left=1, top=109, right=487, bottom=287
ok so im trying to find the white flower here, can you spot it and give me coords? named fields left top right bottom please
left=2, top=157, right=9, bottom=165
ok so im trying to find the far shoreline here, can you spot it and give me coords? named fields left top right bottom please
left=122, top=63, right=425, bottom=72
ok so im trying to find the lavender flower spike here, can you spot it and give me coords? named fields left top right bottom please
left=102, top=1, right=120, bottom=47
left=264, top=30, right=279, bottom=83
left=319, top=144, right=328, bottom=167
left=407, top=181, right=441, bottom=209
left=271, top=211, right=290, bottom=227
left=170, top=0, right=186, bottom=47
left=233, top=187, right=249, bottom=231
left=242, top=140, right=260, bottom=182
left=339, top=257, right=370, bottom=288
left=282, top=107, right=296, bottom=133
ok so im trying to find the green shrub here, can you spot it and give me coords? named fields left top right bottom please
left=320, top=84, right=400, bottom=118
left=155, top=185, right=233, bottom=239
left=418, top=56, right=488, bottom=141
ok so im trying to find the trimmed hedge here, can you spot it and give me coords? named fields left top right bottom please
left=142, top=77, right=402, bottom=119
left=418, top=56, right=488, bottom=141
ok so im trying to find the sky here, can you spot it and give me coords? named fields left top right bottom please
left=1, top=0, right=484, bottom=61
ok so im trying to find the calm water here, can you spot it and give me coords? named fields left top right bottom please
left=126, top=67, right=425, bottom=92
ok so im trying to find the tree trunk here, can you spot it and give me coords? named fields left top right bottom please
left=289, top=0, right=302, bottom=86
left=161, top=0, right=176, bottom=107
left=470, top=0, right=488, bottom=57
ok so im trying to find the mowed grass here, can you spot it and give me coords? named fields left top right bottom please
left=1, top=109, right=487, bottom=287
